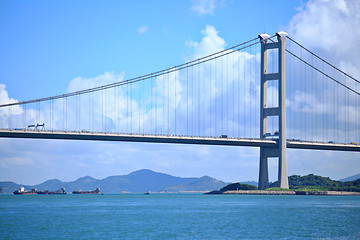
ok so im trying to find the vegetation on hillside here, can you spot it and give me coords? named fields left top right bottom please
left=269, top=174, right=360, bottom=192
left=207, top=174, right=360, bottom=194
left=204, top=183, right=258, bottom=194
left=220, top=183, right=258, bottom=191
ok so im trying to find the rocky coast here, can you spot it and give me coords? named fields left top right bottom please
left=206, top=190, right=360, bottom=195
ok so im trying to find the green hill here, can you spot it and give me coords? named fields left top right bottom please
left=204, top=183, right=257, bottom=194
left=270, top=174, right=360, bottom=192
left=220, top=183, right=257, bottom=191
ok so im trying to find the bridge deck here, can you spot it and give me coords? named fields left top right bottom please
left=0, top=129, right=359, bottom=152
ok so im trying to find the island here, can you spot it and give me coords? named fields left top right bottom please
left=205, top=174, right=360, bottom=195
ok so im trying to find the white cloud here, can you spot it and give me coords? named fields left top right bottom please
left=190, top=0, right=218, bottom=15
left=187, top=25, right=226, bottom=59
left=66, top=72, right=125, bottom=93
left=288, top=0, right=360, bottom=78
left=183, top=25, right=261, bottom=138
left=0, top=84, right=23, bottom=116
left=137, top=25, right=149, bottom=34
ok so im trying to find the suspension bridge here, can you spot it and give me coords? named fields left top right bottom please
left=0, top=31, right=359, bottom=189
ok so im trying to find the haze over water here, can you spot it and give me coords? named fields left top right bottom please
left=1, top=194, right=359, bottom=239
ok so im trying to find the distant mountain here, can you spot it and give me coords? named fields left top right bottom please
left=0, top=169, right=226, bottom=194
left=33, top=179, right=67, bottom=190
left=100, top=169, right=198, bottom=193
left=163, top=176, right=228, bottom=192
left=339, top=174, right=360, bottom=182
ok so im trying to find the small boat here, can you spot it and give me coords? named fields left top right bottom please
left=72, top=187, right=100, bottom=194
left=144, top=192, right=150, bottom=195
left=13, top=186, right=37, bottom=195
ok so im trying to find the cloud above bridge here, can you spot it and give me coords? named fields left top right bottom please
left=0, top=84, right=22, bottom=116
left=190, top=0, right=219, bottom=15
left=288, top=0, right=360, bottom=79
left=285, top=0, right=360, bottom=142
left=137, top=25, right=149, bottom=34
left=186, top=25, right=226, bottom=58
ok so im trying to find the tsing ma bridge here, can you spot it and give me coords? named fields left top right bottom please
left=0, top=32, right=359, bottom=189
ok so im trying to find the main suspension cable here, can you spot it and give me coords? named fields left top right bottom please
left=287, top=36, right=360, bottom=84
left=0, top=37, right=260, bottom=108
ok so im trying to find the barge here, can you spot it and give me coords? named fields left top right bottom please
left=37, top=188, right=66, bottom=194
left=72, top=187, right=100, bottom=194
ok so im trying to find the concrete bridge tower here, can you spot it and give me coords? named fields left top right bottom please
left=258, top=32, right=289, bottom=190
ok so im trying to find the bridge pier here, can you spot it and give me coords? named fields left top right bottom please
left=258, top=32, right=289, bottom=190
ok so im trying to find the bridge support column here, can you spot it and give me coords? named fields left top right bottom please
left=259, top=147, right=269, bottom=189
left=258, top=32, right=289, bottom=190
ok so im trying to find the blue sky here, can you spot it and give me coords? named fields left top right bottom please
left=0, top=0, right=359, bottom=185
left=0, top=0, right=299, bottom=101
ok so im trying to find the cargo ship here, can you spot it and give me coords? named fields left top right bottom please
left=72, top=187, right=100, bottom=194
left=13, top=186, right=37, bottom=195
left=37, top=188, right=66, bottom=194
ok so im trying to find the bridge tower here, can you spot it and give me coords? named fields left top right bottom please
left=258, top=32, right=289, bottom=190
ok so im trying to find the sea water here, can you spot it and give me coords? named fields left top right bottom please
left=0, top=194, right=359, bottom=239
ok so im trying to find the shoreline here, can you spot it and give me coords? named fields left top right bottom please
left=207, top=190, right=360, bottom=196
left=223, top=190, right=295, bottom=195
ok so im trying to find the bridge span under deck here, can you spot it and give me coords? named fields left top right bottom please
left=0, top=129, right=359, bottom=152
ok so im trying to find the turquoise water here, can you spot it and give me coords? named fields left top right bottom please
left=0, top=194, right=359, bottom=239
